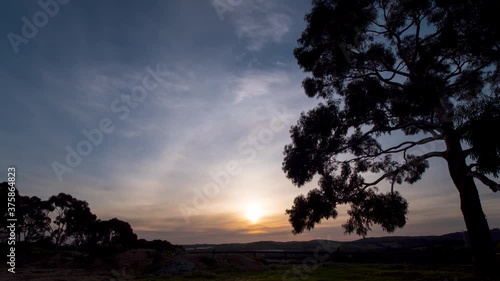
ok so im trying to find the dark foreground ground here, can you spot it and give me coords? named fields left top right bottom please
left=0, top=263, right=487, bottom=281
left=1, top=251, right=498, bottom=281
left=0, top=264, right=484, bottom=281
left=138, top=263, right=485, bottom=281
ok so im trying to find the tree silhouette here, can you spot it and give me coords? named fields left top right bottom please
left=18, top=196, right=53, bottom=242
left=48, top=193, right=96, bottom=248
left=0, top=182, right=175, bottom=259
left=284, top=0, right=499, bottom=276
left=90, top=218, right=137, bottom=249
left=65, top=199, right=96, bottom=248
left=48, top=193, right=76, bottom=247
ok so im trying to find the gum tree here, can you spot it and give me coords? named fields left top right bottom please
left=283, top=0, right=499, bottom=275
left=18, top=196, right=53, bottom=242
left=48, top=193, right=95, bottom=248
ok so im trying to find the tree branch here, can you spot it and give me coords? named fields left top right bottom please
left=419, top=23, right=442, bottom=45
left=362, top=151, right=446, bottom=188
left=344, top=134, right=444, bottom=163
left=330, top=121, right=441, bottom=158
left=374, top=71, right=407, bottom=88
left=380, top=60, right=411, bottom=78
left=469, top=171, right=500, bottom=192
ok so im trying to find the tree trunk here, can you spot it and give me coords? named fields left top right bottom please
left=445, top=133, right=496, bottom=277
left=457, top=175, right=495, bottom=276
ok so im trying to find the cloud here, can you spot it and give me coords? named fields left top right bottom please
left=235, top=13, right=291, bottom=51
left=228, top=1, right=292, bottom=51
left=232, top=70, right=289, bottom=103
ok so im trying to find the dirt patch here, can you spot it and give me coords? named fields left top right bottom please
left=114, top=249, right=156, bottom=276
left=0, top=252, right=270, bottom=280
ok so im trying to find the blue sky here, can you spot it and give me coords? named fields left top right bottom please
left=0, top=0, right=498, bottom=244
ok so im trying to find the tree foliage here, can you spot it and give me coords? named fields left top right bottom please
left=48, top=193, right=78, bottom=247
left=18, top=195, right=53, bottom=242
left=91, top=218, right=137, bottom=248
left=0, top=182, right=168, bottom=256
left=285, top=0, right=499, bottom=236
left=65, top=199, right=97, bottom=248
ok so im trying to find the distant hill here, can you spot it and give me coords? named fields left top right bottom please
left=440, top=228, right=500, bottom=241
left=184, top=229, right=500, bottom=252
left=184, top=240, right=341, bottom=251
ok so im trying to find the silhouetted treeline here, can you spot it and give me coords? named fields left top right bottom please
left=0, top=182, right=181, bottom=257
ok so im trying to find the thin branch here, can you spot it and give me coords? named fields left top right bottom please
left=422, top=127, right=440, bottom=137
left=380, top=60, right=411, bottom=78
left=389, top=27, right=413, bottom=76
left=446, top=61, right=492, bottom=87
left=344, top=134, right=443, bottom=163
left=374, top=71, right=407, bottom=88
left=362, top=151, right=446, bottom=188
left=397, top=19, right=415, bottom=36
left=383, top=135, right=442, bottom=154
left=375, top=0, right=415, bottom=78
left=444, top=59, right=468, bottom=81
left=352, top=66, right=407, bottom=88
left=419, top=27, right=442, bottom=45
left=331, top=121, right=441, bottom=157
left=366, top=29, right=389, bottom=36
left=469, top=171, right=500, bottom=192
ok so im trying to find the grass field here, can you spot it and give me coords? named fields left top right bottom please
left=136, top=263, right=480, bottom=281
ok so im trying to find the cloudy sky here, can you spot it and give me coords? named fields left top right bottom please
left=0, top=0, right=498, bottom=245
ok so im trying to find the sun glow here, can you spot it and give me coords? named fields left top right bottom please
left=245, top=203, right=263, bottom=224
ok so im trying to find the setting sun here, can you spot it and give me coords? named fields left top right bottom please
left=245, top=203, right=263, bottom=224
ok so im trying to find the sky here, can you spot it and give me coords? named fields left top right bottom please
left=0, top=0, right=498, bottom=245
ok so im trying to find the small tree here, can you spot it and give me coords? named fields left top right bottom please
left=48, top=193, right=96, bottom=248
left=90, top=218, right=137, bottom=250
left=18, top=196, right=53, bottom=242
left=48, top=193, right=75, bottom=247
left=284, top=0, right=499, bottom=276
left=65, top=200, right=96, bottom=249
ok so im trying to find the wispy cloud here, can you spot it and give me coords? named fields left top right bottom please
left=232, top=70, right=289, bottom=103
left=227, top=0, right=292, bottom=51
left=235, top=12, right=291, bottom=51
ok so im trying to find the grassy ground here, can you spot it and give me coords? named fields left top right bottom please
left=136, top=263, right=481, bottom=281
